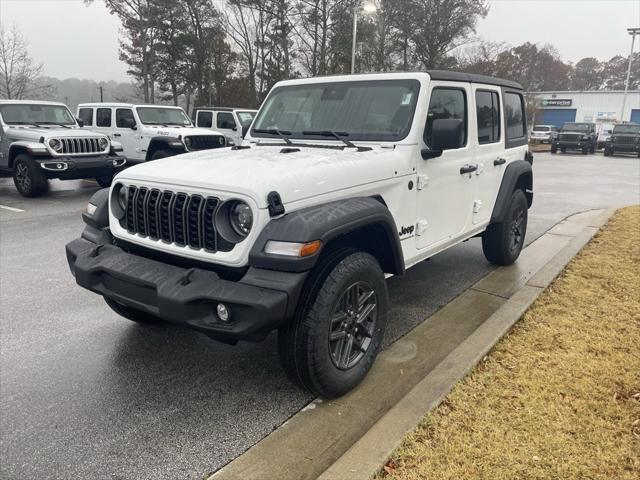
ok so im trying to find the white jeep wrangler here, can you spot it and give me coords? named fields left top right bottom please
left=66, top=71, right=533, bottom=398
left=77, top=103, right=227, bottom=162
left=192, top=107, right=258, bottom=146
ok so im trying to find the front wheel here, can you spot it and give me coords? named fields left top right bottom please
left=560, top=147, right=567, bottom=153
left=104, top=297, right=163, bottom=324
left=95, top=174, right=114, bottom=188
left=13, top=154, right=49, bottom=197
left=278, top=250, right=388, bottom=398
left=482, top=189, right=528, bottom=266
left=550, top=144, right=557, bottom=154
left=151, top=149, right=173, bottom=160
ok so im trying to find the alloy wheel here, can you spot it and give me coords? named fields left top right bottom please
left=328, top=281, right=377, bottom=370
left=15, top=161, right=31, bottom=192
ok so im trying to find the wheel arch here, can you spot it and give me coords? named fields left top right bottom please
left=145, top=136, right=185, bottom=161
left=249, top=196, right=404, bottom=276
left=490, top=160, right=533, bottom=224
left=8, top=145, right=33, bottom=168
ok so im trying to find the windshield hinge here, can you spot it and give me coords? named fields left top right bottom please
left=417, top=175, right=429, bottom=190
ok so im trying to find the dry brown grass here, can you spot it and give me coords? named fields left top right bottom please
left=379, top=206, right=640, bottom=480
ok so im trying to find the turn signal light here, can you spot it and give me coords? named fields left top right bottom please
left=264, top=240, right=322, bottom=257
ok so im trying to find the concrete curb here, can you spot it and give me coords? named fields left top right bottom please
left=318, top=207, right=615, bottom=480
left=210, top=208, right=615, bottom=480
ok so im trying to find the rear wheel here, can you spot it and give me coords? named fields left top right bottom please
left=151, top=149, right=173, bottom=160
left=104, top=297, right=163, bottom=324
left=482, top=189, right=528, bottom=266
left=278, top=249, right=388, bottom=398
left=13, top=154, right=48, bottom=197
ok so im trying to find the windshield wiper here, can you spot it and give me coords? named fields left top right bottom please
left=253, top=128, right=292, bottom=144
left=302, top=130, right=358, bottom=149
left=38, top=122, right=71, bottom=129
left=8, top=121, right=43, bottom=127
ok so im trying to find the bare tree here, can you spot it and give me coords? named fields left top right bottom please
left=0, top=24, right=51, bottom=99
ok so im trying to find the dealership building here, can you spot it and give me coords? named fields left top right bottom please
left=531, top=90, right=640, bottom=128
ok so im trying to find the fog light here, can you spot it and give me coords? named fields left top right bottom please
left=216, top=303, right=230, bottom=322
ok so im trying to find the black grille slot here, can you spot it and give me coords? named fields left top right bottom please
left=186, top=135, right=226, bottom=150
left=123, top=185, right=234, bottom=253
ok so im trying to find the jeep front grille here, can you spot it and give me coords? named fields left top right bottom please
left=559, top=133, right=580, bottom=141
left=56, top=137, right=106, bottom=155
left=615, top=135, right=636, bottom=144
left=123, top=185, right=234, bottom=252
left=186, top=135, right=226, bottom=151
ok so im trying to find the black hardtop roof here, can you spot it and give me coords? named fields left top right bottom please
left=426, top=70, right=523, bottom=90
left=614, top=122, right=640, bottom=127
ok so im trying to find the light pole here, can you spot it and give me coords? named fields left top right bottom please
left=621, top=27, right=639, bottom=122
left=351, top=2, right=378, bottom=74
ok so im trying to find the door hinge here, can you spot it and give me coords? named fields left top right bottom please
left=417, top=175, right=429, bottom=190
left=473, top=200, right=483, bottom=213
left=416, top=220, right=428, bottom=236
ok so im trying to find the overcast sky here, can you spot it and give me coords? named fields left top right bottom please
left=0, top=0, right=638, bottom=82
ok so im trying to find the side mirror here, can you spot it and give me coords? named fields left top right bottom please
left=231, top=126, right=237, bottom=132
left=421, top=118, right=464, bottom=160
left=76, top=118, right=84, bottom=127
left=130, top=124, right=137, bottom=131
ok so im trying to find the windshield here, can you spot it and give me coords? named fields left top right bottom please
left=0, top=103, right=76, bottom=126
left=251, top=79, right=420, bottom=142
left=561, top=123, right=590, bottom=131
left=237, top=111, right=256, bottom=127
left=613, top=124, right=640, bottom=134
left=533, top=126, right=550, bottom=131
left=136, top=107, right=192, bottom=126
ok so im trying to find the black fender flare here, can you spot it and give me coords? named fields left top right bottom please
left=145, top=136, right=185, bottom=160
left=249, top=197, right=404, bottom=275
left=490, top=160, right=533, bottom=223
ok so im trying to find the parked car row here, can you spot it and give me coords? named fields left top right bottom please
left=547, top=121, right=640, bottom=157
left=0, top=100, right=256, bottom=197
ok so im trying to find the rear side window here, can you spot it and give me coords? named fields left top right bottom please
left=217, top=112, right=237, bottom=129
left=197, top=111, right=212, bottom=128
left=78, top=108, right=93, bottom=126
left=424, top=87, right=467, bottom=148
left=476, top=90, right=500, bottom=144
left=96, top=108, right=112, bottom=127
left=116, top=109, right=135, bottom=128
left=504, top=92, right=525, bottom=139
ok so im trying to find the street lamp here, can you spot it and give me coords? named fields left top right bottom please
left=351, top=1, right=378, bottom=74
left=621, top=27, right=639, bottom=122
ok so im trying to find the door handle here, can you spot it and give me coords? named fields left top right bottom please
left=494, top=157, right=506, bottom=166
left=460, top=164, right=478, bottom=175
left=113, top=133, right=121, bottom=137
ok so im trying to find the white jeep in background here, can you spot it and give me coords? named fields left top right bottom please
left=193, top=107, right=257, bottom=146
left=0, top=100, right=125, bottom=196
left=77, top=103, right=227, bottom=162
left=66, top=71, right=533, bottom=398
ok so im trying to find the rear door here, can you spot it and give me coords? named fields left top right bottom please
left=471, top=85, right=503, bottom=225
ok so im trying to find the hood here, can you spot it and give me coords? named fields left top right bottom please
left=116, top=144, right=403, bottom=208
left=140, top=125, right=223, bottom=137
left=5, top=125, right=107, bottom=141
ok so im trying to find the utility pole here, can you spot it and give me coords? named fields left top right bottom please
left=621, top=27, right=639, bottom=122
left=99, top=85, right=104, bottom=103
left=351, top=2, right=377, bottom=74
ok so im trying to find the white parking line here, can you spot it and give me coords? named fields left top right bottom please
left=0, top=204, right=24, bottom=213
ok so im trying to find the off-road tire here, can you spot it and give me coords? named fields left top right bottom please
left=151, top=149, right=173, bottom=160
left=12, top=154, right=49, bottom=197
left=482, top=189, right=528, bottom=266
left=550, top=144, right=557, bottom=154
left=104, top=297, right=163, bottom=324
left=582, top=146, right=588, bottom=154
left=96, top=174, right=114, bottom=188
left=278, top=249, right=388, bottom=398
left=560, top=147, right=566, bottom=153
left=603, top=147, right=611, bottom=156
left=589, top=144, right=595, bottom=154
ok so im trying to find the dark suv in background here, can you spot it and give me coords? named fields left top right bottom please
left=551, top=122, right=597, bottom=154
left=604, top=123, right=640, bottom=158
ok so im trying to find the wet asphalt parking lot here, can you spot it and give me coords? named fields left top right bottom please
left=1, top=151, right=639, bottom=479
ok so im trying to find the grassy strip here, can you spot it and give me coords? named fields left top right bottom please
left=379, top=206, right=640, bottom=480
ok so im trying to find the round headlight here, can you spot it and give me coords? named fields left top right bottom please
left=48, top=138, right=62, bottom=152
left=184, top=137, right=192, bottom=149
left=229, top=201, right=253, bottom=236
left=117, top=185, right=128, bottom=210
left=98, top=137, right=109, bottom=150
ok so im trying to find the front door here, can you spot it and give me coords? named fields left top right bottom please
left=114, top=108, right=142, bottom=160
left=215, top=111, right=240, bottom=145
left=416, top=83, right=476, bottom=250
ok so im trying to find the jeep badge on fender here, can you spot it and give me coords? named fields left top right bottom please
left=66, top=71, right=533, bottom=398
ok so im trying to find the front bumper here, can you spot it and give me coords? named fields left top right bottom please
left=555, top=140, right=589, bottom=150
left=65, top=237, right=306, bottom=342
left=610, top=143, right=640, bottom=153
left=37, top=155, right=126, bottom=179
